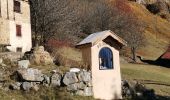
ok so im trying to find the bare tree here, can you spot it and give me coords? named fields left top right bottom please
left=30, top=0, right=146, bottom=60
left=90, top=0, right=146, bottom=62
left=30, top=0, right=81, bottom=46
left=124, top=16, right=146, bottom=62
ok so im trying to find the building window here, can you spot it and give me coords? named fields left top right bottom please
left=99, top=47, right=113, bottom=70
left=16, top=47, right=22, bottom=52
left=14, top=0, right=21, bottom=13
left=16, top=25, right=22, bottom=37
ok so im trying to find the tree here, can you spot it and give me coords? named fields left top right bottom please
left=91, top=0, right=146, bottom=62
left=30, top=0, right=81, bottom=47
left=30, top=0, right=146, bottom=60
left=123, top=16, right=145, bottom=62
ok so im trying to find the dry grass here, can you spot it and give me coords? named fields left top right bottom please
left=0, top=87, right=95, bottom=100
left=128, top=2, right=170, bottom=59
left=52, top=46, right=83, bottom=68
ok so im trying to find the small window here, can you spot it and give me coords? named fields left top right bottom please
left=16, top=25, right=22, bottom=37
left=99, top=47, right=113, bottom=70
left=16, top=47, right=22, bottom=52
left=14, top=0, right=21, bottom=13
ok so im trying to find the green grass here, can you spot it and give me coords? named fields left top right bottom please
left=121, top=63, right=170, bottom=96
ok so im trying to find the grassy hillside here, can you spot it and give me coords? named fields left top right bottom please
left=129, top=2, right=170, bottom=59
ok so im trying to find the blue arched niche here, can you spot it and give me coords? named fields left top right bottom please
left=99, top=47, right=113, bottom=70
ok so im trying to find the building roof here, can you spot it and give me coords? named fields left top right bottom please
left=76, top=30, right=127, bottom=48
left=161, top=46, right=170, bottom=59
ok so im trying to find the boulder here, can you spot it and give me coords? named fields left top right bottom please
left=43, top=75, right=50, bottom=84
left=77, top=82, right=86, bottom=90
left=50, top=73, right=62, bottom=87
left=76, top=90, right=85, bottom=96
left=70, top=68, right=80, bottom=73
left=122, top=80, right=134, bottom=98
left=30, top=46, right=53, bottom=65
left=32, top=85, right=39, bottom=91
left=67, top=82, right=86, bottom=91
left=18, top=60, right=30, bottom=69
left=0, top=69, right=7, bottom=81
left=67, top=83, right=78, bottom=91
left=63, top=72, right=78, bottom=85
left=87, top=80, right=92, bottom=87
left=78, top=70, right=91, bottom=82
left=75, top=87, right=93, bottom=96
left=0, top=58, right=3, bottom=64
left=21, top=82, right=33, bottom=91
left=84, top=87, right=93, bottom=96
left=9, top=82, right=21, bottom=90
left=17, top=68, right=44, bottom=82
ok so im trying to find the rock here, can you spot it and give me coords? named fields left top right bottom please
left=87, top=80, right=92, bottom=87
left=78, top=71, right=91, bottom=82
left=50, top=73, right=62, bottom=87
left=30, top=46, right=53, bottom=65
left=32, top=85, right=39, bottom=91
left=43, top=75, right=50, bottom=84
left=122, top=80, right=130, bottom=88
left=0, top=70, right=7, bottom=81
left=63, top=72, right=78, bottom=85
left=37, top=46, right=44, bottom=52
left=135, top=0, right=148, bottom=4
left=21, top=82, right=33, bottom=91
left=136, top=92, right=143, bottom=97
left=134, top=82, right=146, bottom=92
left=17, top=68, right=44, bottom=82
left=67, top=83, right=78, bottom=91
left=121, top=80, right=134, bottom=98
left=67, top=82, right=86, bottom=91
left=9, top=82, right=21, bottom=90
left=0, top=58, right=3, bottom=64
left=77, top=82, right=86, bottom=90
left=18, top=60, right=30, bottom=69
left=1, top=63, right=6, bottom=67
left=51, top=69, right=61, bottom=74
left=70, top=68, right=80, bottom=73
left=76, top=90, right=85, bottom=96
left=84, top=87, right=93, bottom=96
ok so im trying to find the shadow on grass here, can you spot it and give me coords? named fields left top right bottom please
left=137, top=56, right=170, bottom=68
left=156, top=95, right=170, bottom=100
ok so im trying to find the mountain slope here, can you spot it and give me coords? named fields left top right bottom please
left=128, top=1, right=170, bottom=59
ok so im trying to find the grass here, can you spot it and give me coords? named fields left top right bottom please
left=52, top=46, right=83, bottom=68
left=0, top=86, right=95, bottom=100
left=121, top=63, right=170, bottom=96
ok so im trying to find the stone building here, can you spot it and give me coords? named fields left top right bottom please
left=0, top=0, right=32, bottom=52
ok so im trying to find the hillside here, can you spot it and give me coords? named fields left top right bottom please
left=0, top=0, right=168, bottom=100
left=121, top=63, right=170, bottom=98
left=128, top=1, right=170, bottom=59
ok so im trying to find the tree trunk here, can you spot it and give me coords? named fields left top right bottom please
left=131, top=47, right=136, bottom=62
